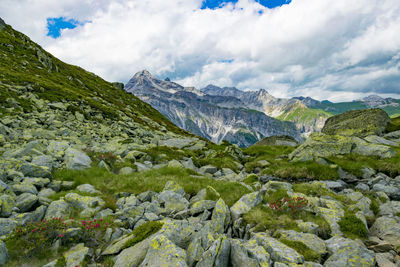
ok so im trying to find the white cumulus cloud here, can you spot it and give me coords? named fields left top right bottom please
left=0, top=0, right=400, bottom=102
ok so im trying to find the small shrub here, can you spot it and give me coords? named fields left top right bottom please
left=269, top=196, right=308, bottom=214
left=338, top=213, right=368, bottom=239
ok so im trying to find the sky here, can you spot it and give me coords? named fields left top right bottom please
left=0, top=0, right=399, bottom=102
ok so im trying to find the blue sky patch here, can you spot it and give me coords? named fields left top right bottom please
left=201, top=0, right=292, bottom=9
left=47, top=17, right=86, bottom=38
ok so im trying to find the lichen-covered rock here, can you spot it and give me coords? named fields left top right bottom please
left=230, top=192, right=262, bottom=221
left=0, top=218, right=17, bottom=236
left=290, top=133, right=395, bottom=161
left=365, top=135, right=399, bottom=147
left=0, top=194, right=15, bottom=217
left=190, top=200, right=216, bottom=215
left=64, top=192, right=105, bottom=210
left=76, top=184, right=100, bottom=194
left=159, top=138, right=198, bottom=149
left=64, top=148, right=92, bottom=170
left=230, top=239, right=259, bottom=267
left=252, top=233, right=304, bottom=265
left=262, top=181, right=293, bottom=193
left=15, top=192, right=38, bottom=212
left=11, top=181, right=38, bottom=195
left=211, top=198, right=230, bottom=234
left=119, top=166, right=135, bottom=175
left=372, top=184, right=400, bottom=200
left=199, top=165, right=218, bottom=175
left=324, top=236, right=375, bottom=267
left=156, top=191, right=189, bottom=214
left=0, top=241, right=8, bottom=266
left=196, top=235, right=230, bottom=267
left=31, top=155, right=54, bottom=170
left=158, top=219, right=196, bottom=249
left=44, top=199, right=71, bottom=220
left=244, top=239, right=271, bottom=267
left=370, top=216, right=400, bottom=247
left=277, top=230, right=326, bottom=256
left=321, top=108, right=391, bottom=137
left=163, top=181, right=185, bottom=196
left=139, top=235, right=187, bottom=267
left=315, top=207, right=344, bottom=236
left=20, top=162, right=51, bottom=178
left=114, top=238, right=150, bottom=267
left=12, top=205, right=46, bottom=225
left=63, top=243, right=89, bottom=267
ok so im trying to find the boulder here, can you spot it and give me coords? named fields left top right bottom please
left=321, top=108, right=391, bottom=137
left=76, top=184, right=100, bottom=194
left=139, top=235, right=187, bottom=266
left=12, top=205, right=46, bottom=226
left=0, top=218, right=17, bottom=236
left=64, top=148, right=92, bottom=170
left=44, top=199, right=71, bottom=220
left=230, top=192, right=262, bottom=221
left=324, top=236, right=375, bottom=267
left=63, top=243, right=89, bottom=267
left=113, top=238, right=150, bottom=267
left=370, top=216, right=400, bottom=247
left=230, top=239, right=259, bottom=267
left=16, top=193, right=38, bottom=212
left=64, top=192, right=105, bottom=210
left=20, top=162, right=51, bottom=178
left=156, top=191, right=189, bottom=214
left=0, top=194, right=15, bottom=217
left=0, top=241, right=8, bottom=266
left=277, top=230, right=326, bottom=256
left=365, top=135, right=399, bottom=147
left=289, top=133, right=395, bottom=161
left=252, top=233, right=304, bottom=265
left=211, top=198, right=230, bottom=234
left=196, top=236, right=230, bottom=267
left=120, top=167, right=135, bottom=175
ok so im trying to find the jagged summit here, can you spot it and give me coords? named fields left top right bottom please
left=0, top=17, right=5, bottom=29
left=133, top=69, right=153, bottom=78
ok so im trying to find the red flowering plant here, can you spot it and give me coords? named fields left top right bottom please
left=5, top=216, right=112, bottom=262
left=269, top=196, right=308, bottom=214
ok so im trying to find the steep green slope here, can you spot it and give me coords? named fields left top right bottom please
left=0, top=21, right=189, bottom=136
left=277, top=104, right=332, bottom=124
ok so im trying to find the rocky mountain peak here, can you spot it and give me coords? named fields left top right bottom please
left=362, top=95, right=384, bottom=102
left=133, top=69, right=153, bottom=78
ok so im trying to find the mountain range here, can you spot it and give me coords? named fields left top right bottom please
left=124, top=70, right=400, bottom=147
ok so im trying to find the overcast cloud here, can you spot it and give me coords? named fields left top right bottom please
left=0, top=0, right=399, bottom=101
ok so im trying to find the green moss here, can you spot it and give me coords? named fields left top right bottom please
left=293, top=183, right=354, bottom=206
left=122, top=221, right=163, bottom=250
left=279, top=239, right=321, bottom=262
left=338, top=213, right=368, bottom=239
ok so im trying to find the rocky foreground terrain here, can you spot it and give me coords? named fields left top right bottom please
left=2, top=17, right=400, bottom=267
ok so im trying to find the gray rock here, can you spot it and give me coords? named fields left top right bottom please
left=11, top=182, right=38, bottom=195
left=371, top=216, right=400, bottom=247
left=139, top=235, right=187, bottom=267
left=196, top=236, right=230, bottom=267
left=355, top=183, right=370, bottom=191
left=114, top=238, right=150, bottom=267
left=0, top=194, right=15, bottom=217
left=325, top=236, right=375, bottom=267
left=63, top=243, right=89, bottom=267
left=277, top=230, right=326, bottom=256
left=16, top=193, right=38, bottom=212
left=190, top=200, right=216, bottom=215
left=13, top=205, right=46, bottom=226
left=158, top=138, right=197, bottom=149
left=365, top=135, right=399, bottom=147
left=252, top=233, right=304, bottom=264
left=362, top=167, right=376, bottom=179
left=38, top=188, right=56, bottom=198
left=76, top=184, right=100, bottom=194
left=230, top=192, right=262, bottom=221
left=375, top=252, right=397, bottom=267
left=199, top=165, right=218, bottom=175
left=211, top=198, right=231, bottom=234
left=157, top=191, right=189, bottom=214
left=135, top=162, right=150, bottom=172
left=0, top=218, right=17, bottom=236
left=45, top=199, right=71, bottom=220
left=64, top=148, right=92, bottom=170
left=31, top=155, right=54, bottom=170
left=373, top=184, right=400, bottom=200
left=20, top=162, right=51, bottom=178
left=378, top=201, right=400, bottom=216
left=321, top=180, right=347, bottom=192
left=0, top=241, right=8, bottom=266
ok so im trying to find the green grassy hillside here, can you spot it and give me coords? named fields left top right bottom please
left=0, top=22, right=190, bottom=136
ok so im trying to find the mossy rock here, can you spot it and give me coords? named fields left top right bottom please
left=322, top=108, right=391, bottom=137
